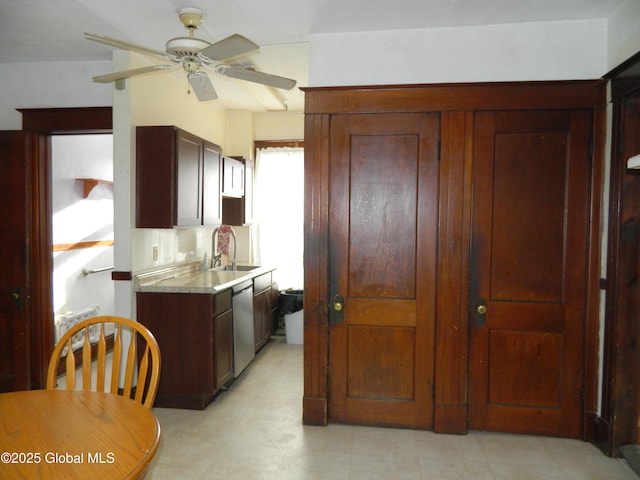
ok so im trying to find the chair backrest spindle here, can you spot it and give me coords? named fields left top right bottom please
left=122, top=329, right=137, bottom=398
left=81, top=327, right=92, bottom=389
left=65, top=339, right=76, bottom=389
left=96, top=323, right=107, bottom=392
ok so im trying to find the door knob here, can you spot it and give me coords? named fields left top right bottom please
left=329, top=294, right=344, bottom=326
left=11, top=288, right=23, bottom=312
left=475, top=300, right=487, bottom=327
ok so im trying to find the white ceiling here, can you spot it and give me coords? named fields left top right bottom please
left=0, top=0, right=628, bottom=111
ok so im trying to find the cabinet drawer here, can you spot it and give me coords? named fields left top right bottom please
left=253, top=272, right=272, bottom=293
left=214, top=289, right=232, bottom=316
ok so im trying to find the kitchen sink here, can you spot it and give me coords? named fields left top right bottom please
left=209, top=265, right=260, bottom=272
left=226, top=265, right=260, bottom=271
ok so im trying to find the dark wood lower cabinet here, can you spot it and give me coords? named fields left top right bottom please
left=214, top=308, right=234, bottom=389
left=136, top=290, right=233, bottom=409
left=253, top=272, right=275, bottom=352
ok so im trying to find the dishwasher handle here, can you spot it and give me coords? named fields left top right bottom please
left=232, top=280, right=253, bottom=295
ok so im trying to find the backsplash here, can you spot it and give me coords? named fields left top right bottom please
left=132, top=225, right=252, bottom=272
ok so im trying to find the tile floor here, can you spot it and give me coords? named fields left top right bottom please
left=146, top=337, right=638, bottom=480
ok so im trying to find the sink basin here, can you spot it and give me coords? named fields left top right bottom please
left=209, top=265, right=260, bottom=272
left=225, top=265, right=260, bottom=271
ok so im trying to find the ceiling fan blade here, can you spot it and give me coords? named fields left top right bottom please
left=199, top=34, right=259, bottom=62
left=92, top=65, right=176, bottom=83
left=217, top=65, right=297, bottom=90
left=85, top=33, right=173, bottom=61
left=188, top=72, right=217, bottom=101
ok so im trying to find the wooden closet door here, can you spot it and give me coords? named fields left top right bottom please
left=328, top=113, right=440, bottom=429
left=0, top=131, right=31, bottom=392
left=468, top=110, right=593, bottom=437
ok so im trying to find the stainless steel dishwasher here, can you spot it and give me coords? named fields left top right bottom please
left=232, top=279, right=255, bottom=376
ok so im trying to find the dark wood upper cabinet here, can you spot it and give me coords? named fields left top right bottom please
left=221, top=156, right=244, bottom=198
left=203, top=142, right=223, bottom=226
left=175, top=130, right=203, bottom=226
left=136, top=126, right=222, bottom=228
left=222, top=156, right=254, bottom=226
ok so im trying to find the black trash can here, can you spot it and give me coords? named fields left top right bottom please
left=278, top=290, right=303, bottom=344
left=278, top=289, right=303, bottom=315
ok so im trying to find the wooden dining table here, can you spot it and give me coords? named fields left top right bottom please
left=0, top=389, right=161, bottom=479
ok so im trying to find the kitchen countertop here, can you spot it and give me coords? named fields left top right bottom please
left=135, top=262, right=275, bottom=294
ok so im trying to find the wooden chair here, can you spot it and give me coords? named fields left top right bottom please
left=47, top=316, right=161, bottom=409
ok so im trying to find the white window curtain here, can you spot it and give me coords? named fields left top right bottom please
left=252, top=147, right=304, bottom=290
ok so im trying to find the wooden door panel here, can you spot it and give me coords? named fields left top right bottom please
left=347, top=326, right=416, bottom=400
left=469, top=110, right=591, bottom=437
left=348, top=299, right=415, bottom=326
left=488, top=330, right=562, bottom=406
left=0, top=132, right=30, bottom=392
left=491, top=132, right=566, bottom=302
left=348, top=134, right=418, bottom=299
left=328, top=113, right=439, bottom=429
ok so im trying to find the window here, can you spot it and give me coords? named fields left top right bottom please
left=253, top=147, right=304, bottom=290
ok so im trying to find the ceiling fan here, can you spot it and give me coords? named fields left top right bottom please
left=85, top=7, right=297, bottom=101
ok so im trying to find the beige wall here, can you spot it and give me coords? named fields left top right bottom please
left=254, top=111, right=304, bottom=141
left=226, top=110, right=255, bottom=159
left=128, top=53, right=228, bottom=148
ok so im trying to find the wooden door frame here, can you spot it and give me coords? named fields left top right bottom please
left=596, top=50, right=640, bottom=456
left=301, top=81, right=606, bottom=437
left=17, top=107, right=112, bottom=389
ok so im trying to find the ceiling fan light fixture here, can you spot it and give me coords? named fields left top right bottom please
left=166, top=37, right=210, bottom=57
left=182, top=58, right=201, bottom=74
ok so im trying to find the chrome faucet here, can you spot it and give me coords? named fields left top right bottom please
left=211, top=226, right=237, bottom=270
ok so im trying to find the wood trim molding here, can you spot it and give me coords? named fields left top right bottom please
left=303, top=113, right=330, bottom=426
left=583, top=105, right=607, bottom=444
left=18, top=107, right=112, bottom=132
left=302, top=80, right=606, bottom=114
left=600, top=51, right=640, bottom=456
left=605, top=49, right=640, bottom=100
left=111, top=271, right=132, bottom=281
left=16, top=106, right=113, bottom=389
left=53, top=240, right=114, bottom=252
left=433, top=111, right=470, bottom=435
